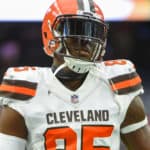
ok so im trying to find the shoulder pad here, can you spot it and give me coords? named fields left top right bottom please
left=103, top=59, right=143, bottom=95
left=0, top=66, right=39, bottom=100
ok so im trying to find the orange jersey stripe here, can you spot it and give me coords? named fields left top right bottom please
left=111, top=76, right=141, bottom=91
left=0, top=84, right=36, bottom=96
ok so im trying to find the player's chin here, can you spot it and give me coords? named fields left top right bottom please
left=71, top=50, right=92, bottom=60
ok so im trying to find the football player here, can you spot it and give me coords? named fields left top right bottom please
left=0, top=0, right=150, bottom=150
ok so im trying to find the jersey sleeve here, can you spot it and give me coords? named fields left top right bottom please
left=104, top=59, right=145, bottom=127
left=107, top=59, right=144, bottom=96
left=0, top=66, right=38, bottom=104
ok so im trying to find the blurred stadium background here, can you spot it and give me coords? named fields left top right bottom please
left=0, top=0, right=150, bottom=149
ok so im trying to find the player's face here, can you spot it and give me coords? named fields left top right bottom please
left=53, top=16, right=107, bottom=61
left=64, top=37, right=99, bottom=61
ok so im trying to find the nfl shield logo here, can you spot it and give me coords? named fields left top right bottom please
left=71, top=95, right=79, bottom=104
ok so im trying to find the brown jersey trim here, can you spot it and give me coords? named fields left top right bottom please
left=109, top=72, right=138, bottom=83
left=109, top=72, right=142, bottom=94
left=0, top=91, right=34, bottom=100
left=2, top=79, right=37, bottom=89
left=0, top=79, right=37, bottom=100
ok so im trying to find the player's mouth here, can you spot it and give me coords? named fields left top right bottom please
left=70, top=49, right=91, bottom=59
left=79, top=50, right=90, bottom=57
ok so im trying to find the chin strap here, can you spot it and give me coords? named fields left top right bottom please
left=53, top=63, right=67, bottom=76
left=52, top=56, right=96, bottom=78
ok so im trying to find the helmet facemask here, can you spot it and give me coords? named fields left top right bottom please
left=51, top=14, right=108, bottom=73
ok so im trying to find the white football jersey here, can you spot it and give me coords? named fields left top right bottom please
left=0, top=59, right=144, bottom=150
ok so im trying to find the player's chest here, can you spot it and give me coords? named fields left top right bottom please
left=28, top=79, right=120, bottom=129
left=26, top=71, right=122, bottom=149
left=26, top=91, right=120, bottom=150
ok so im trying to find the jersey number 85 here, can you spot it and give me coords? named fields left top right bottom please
left=44, top=125, right=114, bottom=150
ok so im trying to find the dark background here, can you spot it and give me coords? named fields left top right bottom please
left=0, top=21, right=150, bottom=117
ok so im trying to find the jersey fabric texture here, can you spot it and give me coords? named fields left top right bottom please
left=0, top=59, right=144, bottom=150
left=0, top=133, right=26, bottom=150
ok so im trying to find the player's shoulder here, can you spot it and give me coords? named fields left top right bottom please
left=0, top=66, right=48, bottom=100
left=100, top=59, right=143, bottom=95
left=4, top=66, right=39, bottom=80
left=101, top=59, right=135, bottom=76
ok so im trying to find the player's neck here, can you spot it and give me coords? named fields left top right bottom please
left=58, top=77, right=87, bottom=91
left=51, top=64, right=88, bottom=91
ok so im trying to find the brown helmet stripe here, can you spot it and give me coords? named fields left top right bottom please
left=88, top=0, right=95, bottom=13
left=77, top=0, right=84, bottom=11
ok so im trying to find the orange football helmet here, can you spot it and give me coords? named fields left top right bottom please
left=42, top=0, right=108, bottom=61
